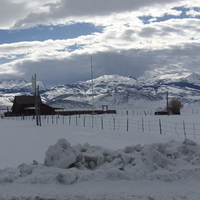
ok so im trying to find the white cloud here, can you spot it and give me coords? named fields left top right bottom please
left=0, top=0, right=197, bottom=30
left=7, top=0, right=188, bottom=29
left=0, top=0, right=199, bottom=84
left=0, top=0, right=57, bottom=29
left=187, top=9, right=200, bottom=17
left=0, top=16, right=200, bottom=84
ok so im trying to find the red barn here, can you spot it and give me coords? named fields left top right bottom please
left=12, top=96, right=55, bottom=115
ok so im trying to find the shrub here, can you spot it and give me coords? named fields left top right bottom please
left=168, top=99, right=183, bottom=115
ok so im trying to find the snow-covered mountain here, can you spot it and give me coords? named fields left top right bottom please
left=0, top=79, right=47, bottom=108
left=1, top=72, right=200, bottom=109
left=0, top=79, right=47, bottom=93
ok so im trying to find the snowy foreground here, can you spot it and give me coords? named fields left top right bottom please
left=1, top=113, right=200, bottom=200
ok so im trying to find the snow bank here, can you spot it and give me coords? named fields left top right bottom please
left=1, top=138, right=200, bottom=186
left=44, top=138, right=76, bottom=169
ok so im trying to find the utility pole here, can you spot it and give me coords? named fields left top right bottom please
left=36, top=85, right=41, bottom=126
left=91, top=56, right=95, bottom=115
left=32, top=74, right=41, bottom=126
left=166, top=91, right=169, bottom=115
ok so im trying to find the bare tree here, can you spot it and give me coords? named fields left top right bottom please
left=168, top=99, right=183, bottom=115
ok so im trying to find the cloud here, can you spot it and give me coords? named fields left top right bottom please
left=187, top=9, right=200, bottom=17
left=1, top=40, right=200, bottom=84
left=11, top=0, right=186, bottom=29
left=0, top=0, right=199, bottom=84
left=1, top=0, right=199, bottom=30
left=0, top=0, right=26, bottom=29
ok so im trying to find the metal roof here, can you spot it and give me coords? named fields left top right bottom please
left=14, top=96, right=42, bottom=104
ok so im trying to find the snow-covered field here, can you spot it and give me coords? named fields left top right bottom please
left=1, top=111, right=200, bottom=200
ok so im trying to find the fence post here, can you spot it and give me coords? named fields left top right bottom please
left=83, top=116, right=85, bottom=127
left=175, top=123, right=179, bottom=137
left=63, top=115, right=65, bottom=125
left=101, top=117, right=103, bottom=130
left=159, top=119, right=162, bottom=135
left=183, top=121, right=186, bottom=138
left=142, top=117, right=144, bottom=133
left=113, top=116, right=115, bottom=131
left=193, top=123, right=196, bottom=139
left=148, top=120, right=150, bottom=134
left=69, top=115, right=71, bottom=125
left=92, top=115, right=94, bottom=128
left=56, top=115, right=58, bottom=124
left=138, top=121, right=140, bottom=132
left=127, top=118, right=129, bottom=132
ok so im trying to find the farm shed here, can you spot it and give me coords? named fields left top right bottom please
left=11, top=96, right=55, bottom=115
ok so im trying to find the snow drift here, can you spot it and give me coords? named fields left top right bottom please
left=1, top=138, right=200, bottom=185
left=44, top=138, right=76, bottom=169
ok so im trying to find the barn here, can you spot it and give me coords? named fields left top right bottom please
left=11, top=96, right=56, bottom=115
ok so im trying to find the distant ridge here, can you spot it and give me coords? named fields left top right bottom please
left=1, top=72, right=200, bottom=109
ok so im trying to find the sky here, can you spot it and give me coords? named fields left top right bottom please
left=0, top=0, right=199, bottom=85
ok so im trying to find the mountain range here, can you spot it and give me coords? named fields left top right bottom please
left=1, top=72, right=200, bottom=110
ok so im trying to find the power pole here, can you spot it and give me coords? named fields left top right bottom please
left=166, top=91, right=169, bottom=115
left=36, top=85, right=41, bottom=126
left=32, top=74, right=41, bottom=126
left=91, top=56, right=95, bottom=115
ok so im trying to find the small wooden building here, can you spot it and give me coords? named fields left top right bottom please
left=12, top=96, right=55, bottom=115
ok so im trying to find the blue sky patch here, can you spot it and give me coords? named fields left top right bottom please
left=0, top=23, right=102, bottom=44
left=139, top=6, right=200, bottom=24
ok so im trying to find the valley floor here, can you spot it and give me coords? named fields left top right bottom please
left=0, top=112, right=200, bottom=200
left=0, top=180, right=200, bottom=200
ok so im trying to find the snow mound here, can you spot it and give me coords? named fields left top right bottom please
left=1, top=138, right=200, bottom=185
left=44, top=138, right=76, bottom=169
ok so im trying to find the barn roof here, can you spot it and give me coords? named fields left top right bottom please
left=14, top=96, right=42, bottom=105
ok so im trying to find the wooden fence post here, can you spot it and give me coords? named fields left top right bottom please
left=148, top=120, right=150, bottom=134
left=56, top=115, right=58, bottom=124
left=83, top=116, right=85, bottom=127
left=193, top=123, right=196, bottom=139
left=159, top=119, right=162, bottom=135
left=175, top=123, right=179, bottom=137
left=63, top=115, right=65, bottom=125
left=183, top=121, right=186, bottom=138
left=113, top=117, right=115, bottom=131
left=127, top=118, right=129, bottom=132
left=92, top=115, right=94, bottom=128
left=76, top=116, right=78, bottom=126
left=142, top=117, right=144, bottom=133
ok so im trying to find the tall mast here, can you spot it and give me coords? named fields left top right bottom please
left=91, top=56, right=94, bottom=115
left=166, top=91, right=169, bottom=115
left=31, top=74, right=41, bottom=126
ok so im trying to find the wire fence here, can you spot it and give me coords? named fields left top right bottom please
left=4, top=113, right=200, bottom=139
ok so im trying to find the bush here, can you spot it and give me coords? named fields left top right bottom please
left=168, top=99, right=183, bottom=115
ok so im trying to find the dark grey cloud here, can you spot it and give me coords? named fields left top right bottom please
left=4, top=42, right=199, bottom=85
left=0, top=0, right=27, bottom=28
left=139, top=27, right=158, bottom=37
left=45, top=0, right=176, bottom=16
